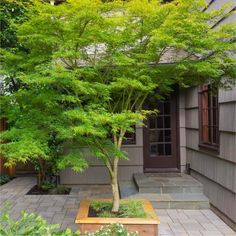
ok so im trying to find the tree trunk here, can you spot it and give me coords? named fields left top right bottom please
left=111, top=157, right=120, bottom=212
left=111, top=174, right=120, bottom=212
left=55, top=174, right=60, bottom=187
left=37, top=171, right=43, bottom=188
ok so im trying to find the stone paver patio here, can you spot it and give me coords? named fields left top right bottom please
left=0, top=177, right=235, bottom=236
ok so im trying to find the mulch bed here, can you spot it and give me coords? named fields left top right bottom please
left=26, top=185, right=71, bottom=195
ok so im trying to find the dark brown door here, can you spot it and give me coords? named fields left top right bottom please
left=143, top=91, right=179, bottom=172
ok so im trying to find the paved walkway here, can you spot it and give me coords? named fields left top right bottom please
left=0, top=177, right=235, bottom=236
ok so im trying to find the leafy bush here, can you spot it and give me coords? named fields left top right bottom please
left=41, top=180, right=56, bottom=191
left=0, top=175, right=11, bottom=185
left=0, top=207, right=80, bottom=236
left=86, top=224, right=138, bottom=236
left=90, top=200, right=147, bottom=218
left=119, top=201, right=147, bottom=218
left=49, top=185, right=71, bottom=194
left=37, top=180, right=70, bottom=194
left=0, top=207, right=139, bottom=236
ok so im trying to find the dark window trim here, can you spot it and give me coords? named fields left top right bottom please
left=198, top=85, right=219, bottom=153
left=108, top=127, right=136, bottom=145
left=198, top=143, right=219, bottom=152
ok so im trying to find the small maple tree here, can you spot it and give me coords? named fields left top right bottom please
left=0, top=0, right=235, bottom=211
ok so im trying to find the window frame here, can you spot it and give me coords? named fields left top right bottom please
left=198, top=84, right=219, bottom=152
left=108, top=126, right=136, bottom=145
left=122, top=126, right=136, bottom=145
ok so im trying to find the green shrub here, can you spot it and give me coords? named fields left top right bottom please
left=0, top=207, right=138, bottom=236
left=0, top=175, right=11, bottom=185
left=119, top=200, right=147, bottom=218
left=49, top=185, right=71, bottom=194
left=41, top=180, right=56, bottom=191
left=0, top=207, right=80, bottom=236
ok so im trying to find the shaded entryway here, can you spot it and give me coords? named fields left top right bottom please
left=143, top=91, right=180, bottom=172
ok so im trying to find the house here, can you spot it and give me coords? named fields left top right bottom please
left=183, top=0, right=236, bottom=230
left=59, top=0, right=236, bottom=230
left=0, top=0, right=235, bottom=231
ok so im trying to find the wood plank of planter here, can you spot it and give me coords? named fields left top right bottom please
left=75, top=199, right=160, bottom=236
left=80, top=223, right=157, bottom=235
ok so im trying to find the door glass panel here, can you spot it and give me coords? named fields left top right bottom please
left=165, top=144, right=172, bottom=155
left=150, top=144, right=157, bottom=154
left=149, top=99, right=172, bottom=157
left=156, top=117, right=163, bottom=128
left=149, top=130, right=164, bottom=142
left=164, top=130, right=171, bottom=142
left=149, top=116, right=156, bottom=129
left=149, top=130, right=159, bottom=142
left=158, top=130, right=164, bottom=142
left=164, top=116, right=171, bottom=128
left=157, top=144, right=164, bottom=155
left=164, top=102, right=170, bottom=114
left=157, top=103, right=164, bottom=114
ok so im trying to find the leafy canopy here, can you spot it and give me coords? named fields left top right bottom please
left=0, top=0, right=235, bottom=173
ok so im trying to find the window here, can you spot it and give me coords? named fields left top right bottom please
left=199, top=85, right=219, bottom=150
left=108, top=126, right=136, bottom=145
left=149, top=100, right=172, bottom=156
left=123, top=129, right=136, bottom=145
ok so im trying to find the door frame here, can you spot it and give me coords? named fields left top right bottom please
left=143, top=89, right=180, bottom=173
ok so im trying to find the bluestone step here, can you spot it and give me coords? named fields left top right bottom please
left=133, top=173, right=204, bottom=194
left=119, top=178, right=210, bottom=209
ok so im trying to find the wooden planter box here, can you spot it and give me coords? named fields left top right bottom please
left=75, top=199, right=160, bottom=236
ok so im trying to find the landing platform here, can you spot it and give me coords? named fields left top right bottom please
left=134, top=173, right=203, bottom=193
left=119, top=173, right=210, bottom=209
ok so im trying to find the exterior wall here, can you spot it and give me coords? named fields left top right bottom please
left=61, top=89, right=185, bottom=184
left=179, top=89, right=187, bottom=172
left=185, top=86, right=236, bottom=227
left=60, top=126, right=144, bottom=184
left=185, top=0, right=236, bottom=228
left=61, top=0, right=236, bottom=188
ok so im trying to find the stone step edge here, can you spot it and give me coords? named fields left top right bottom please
left=137, top=187, right=204, bottom=194
left=127, top=195, right=209, bottom=202
left=134, top=179, right=204, bottom=190
left=119, top=181, right=209, bottom=201
left=153, top=203, right=210, bottom=209
left=133, top=174, right=204, bottom=188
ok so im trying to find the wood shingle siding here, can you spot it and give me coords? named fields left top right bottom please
left=60, top=126, right=144, bottom=184
left=186, top=85, right=236, bottom=226
left=219, top=103, right=236, bottom=133
left=185, top=0, right=236, bottom=226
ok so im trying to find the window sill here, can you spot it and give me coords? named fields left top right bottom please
left=199, top=143, right=219, bottom=154
left=122, top=143, right=136, bottom=146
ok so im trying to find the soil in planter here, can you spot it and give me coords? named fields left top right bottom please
left=89, top=200, right=148, bottom=218
left=26, top=185, right=71, bottom=195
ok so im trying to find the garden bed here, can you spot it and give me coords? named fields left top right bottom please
left=0, top=175, right=13, bottom=186
left=26, top=185, right=71, bottom=195
left=88, top=199, right=148, bottom=218
left=75, top=199, right=160, bottom=236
